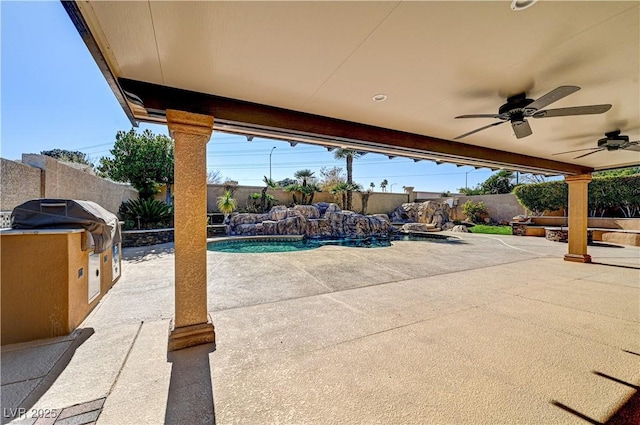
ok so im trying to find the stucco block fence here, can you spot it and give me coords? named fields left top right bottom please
left=207, top=184, right=409, bottom=216
left=1, top=155, right=138, bottom=214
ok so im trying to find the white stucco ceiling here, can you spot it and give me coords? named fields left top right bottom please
left=75, top=0, right=639, bottom=171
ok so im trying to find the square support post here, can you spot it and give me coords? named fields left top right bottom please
left=564, top=174, right=592, bottom=263
left=166, top=110, right=215, bottom=351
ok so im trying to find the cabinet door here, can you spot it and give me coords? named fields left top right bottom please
left=88, top=253, right=101, bottom=302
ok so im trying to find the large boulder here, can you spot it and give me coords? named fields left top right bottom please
left=401, top=223, right=437, bottom=232
left=293, top=205, right=320, bottom=219
left=273, top=216, right=305, bottom=235
left=450, top=225, right=470, bottom=233
left=305, top=219, right=333, bottom=238
left=269, top=206, right=288, bottom=221
left=229, top=213, right=269, bottom=227
left=416, top=201, right=450, bottom=228
left=390, top=203, right=418, bottom=222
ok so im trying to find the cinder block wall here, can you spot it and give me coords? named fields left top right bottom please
left=0, top=158, right=42, bottom=210
left=451, top=193, right=527, bottom=223
left=0, top=155, right=139, bottom=214
left=207, top=184, right=409, bottom=215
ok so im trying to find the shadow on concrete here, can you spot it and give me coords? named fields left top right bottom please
left=590, top=261, right=640, bottom=270
left=550, top=368, right=640, bottom=425
left=122, top=243, right=175, bottom=263
left=164, top=343, right=216, bottom=425
left=0, top=328, right=94, bottom=425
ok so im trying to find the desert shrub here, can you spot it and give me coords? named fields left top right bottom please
left=462, top=200, right=488, bottom=223
left=119, top=198, right=173, bottom=229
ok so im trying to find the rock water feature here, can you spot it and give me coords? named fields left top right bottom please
left=227, top=203, right=391, bottom=238
left=390, top=200, right=454, bottom=230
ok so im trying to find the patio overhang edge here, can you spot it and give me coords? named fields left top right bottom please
left=62, top=0, right=138, bottom=127
left=119, top=78, right=592, bottom=176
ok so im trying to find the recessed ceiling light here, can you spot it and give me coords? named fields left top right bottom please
left=372, top=94, right=388, bottom=102
left=511, top=0, right=538, bottom=11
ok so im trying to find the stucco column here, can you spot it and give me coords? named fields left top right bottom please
left=564, top=174, right=592, bottom=263
left=166, top=110, right=215, bottom=351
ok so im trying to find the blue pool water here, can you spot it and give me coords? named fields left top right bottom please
left=207, top=234, right=456, bottom=253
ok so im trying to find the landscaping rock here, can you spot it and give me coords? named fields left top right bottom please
left=401, top=223, right=437, bottom=232
left=230, top=213, right=269, bottom=227
left=441, top=222, right=455, bottom=231
left=227, top=204, right=390, bottom=238
left=391, top=201, right=452, bottom=228
left=269, top=206, right=288, bottom=221
left=314, top=202, right=331, bottom=216
left=451, top=225, right=470, bottom=233
left=293, top=205, right=320, bottom=219
left=390, top=203, right=416, bottom=222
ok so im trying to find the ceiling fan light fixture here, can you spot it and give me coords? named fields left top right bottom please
left=511, top=0, right=538, bottom=11
left=372, top=94, right=388, bottom=102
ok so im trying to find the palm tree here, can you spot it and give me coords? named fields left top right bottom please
left=260, top=176, right=277, bottom=212
left=370, top=182, right=375, bottom=191
left=300, top=183, right=321, bottom=205
left=380, top=179, right=388, bottom=192
left=294, top=169, right=315, bottom=187
left=284, top=183, right=302, bottom=205
left=333, top=149, right=362, bottom=210
left=330, top=182, right=349, bottom=209
left=217, top=190, right=237, bottom=219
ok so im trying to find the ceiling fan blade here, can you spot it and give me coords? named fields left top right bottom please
left=455, top=114, right=503, bottom=119
left=454, top=121, right=506, bottom=140
left=625, top=144, right=640, bottom=152
left=526, top=86, right=580, bottom=111
left=533, top=104, right=612, bottom=118
left=512, top=120, right=532, bottom=139
left=552, top=147, right=601, bottom=155
left=574, top=149, right=604, bottom=159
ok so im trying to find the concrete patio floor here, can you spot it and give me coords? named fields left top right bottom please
left=2, top=233, right=639, bottom=424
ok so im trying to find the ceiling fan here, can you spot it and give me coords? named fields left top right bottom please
left=454, top=86, right=611, bottom=140
left=553, top=130, right=640, bottom=159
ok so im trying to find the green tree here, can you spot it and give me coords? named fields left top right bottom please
left=380, top=179, right=388, bottom=192
left=98, top=129, right=174, bottom=200
left=334, top=149, right=362, bottom=210
left=41, top=149, right=92, bottom=166
left=370, top=182, right=375, bottom=191
left=479, top=170, right=515, bottom=194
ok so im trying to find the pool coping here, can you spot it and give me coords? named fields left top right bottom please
left=207, top=235, right=305, bottom=244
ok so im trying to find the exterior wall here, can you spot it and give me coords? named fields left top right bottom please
left=0, top=158, right=42, bottom=210
left=1, top=230, right=112, bottom=345
left=451, top=193, right=527, bottom=223
left=18, top=155, right=138, bottom=214
left=207, top=184, right=408, bottom=215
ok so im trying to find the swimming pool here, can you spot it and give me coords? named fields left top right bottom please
left=207, top=233, right=458, bottom=253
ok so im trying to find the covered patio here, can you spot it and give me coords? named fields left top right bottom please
left=4, top=234, right=639, bottom=424
left=61, top=0, right=639, bottom=353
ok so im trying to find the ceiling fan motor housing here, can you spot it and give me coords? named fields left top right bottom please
left=599, top=132, right=628, bottom=150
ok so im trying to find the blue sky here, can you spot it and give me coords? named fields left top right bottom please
left=1, top=1, right=497, bottom=193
